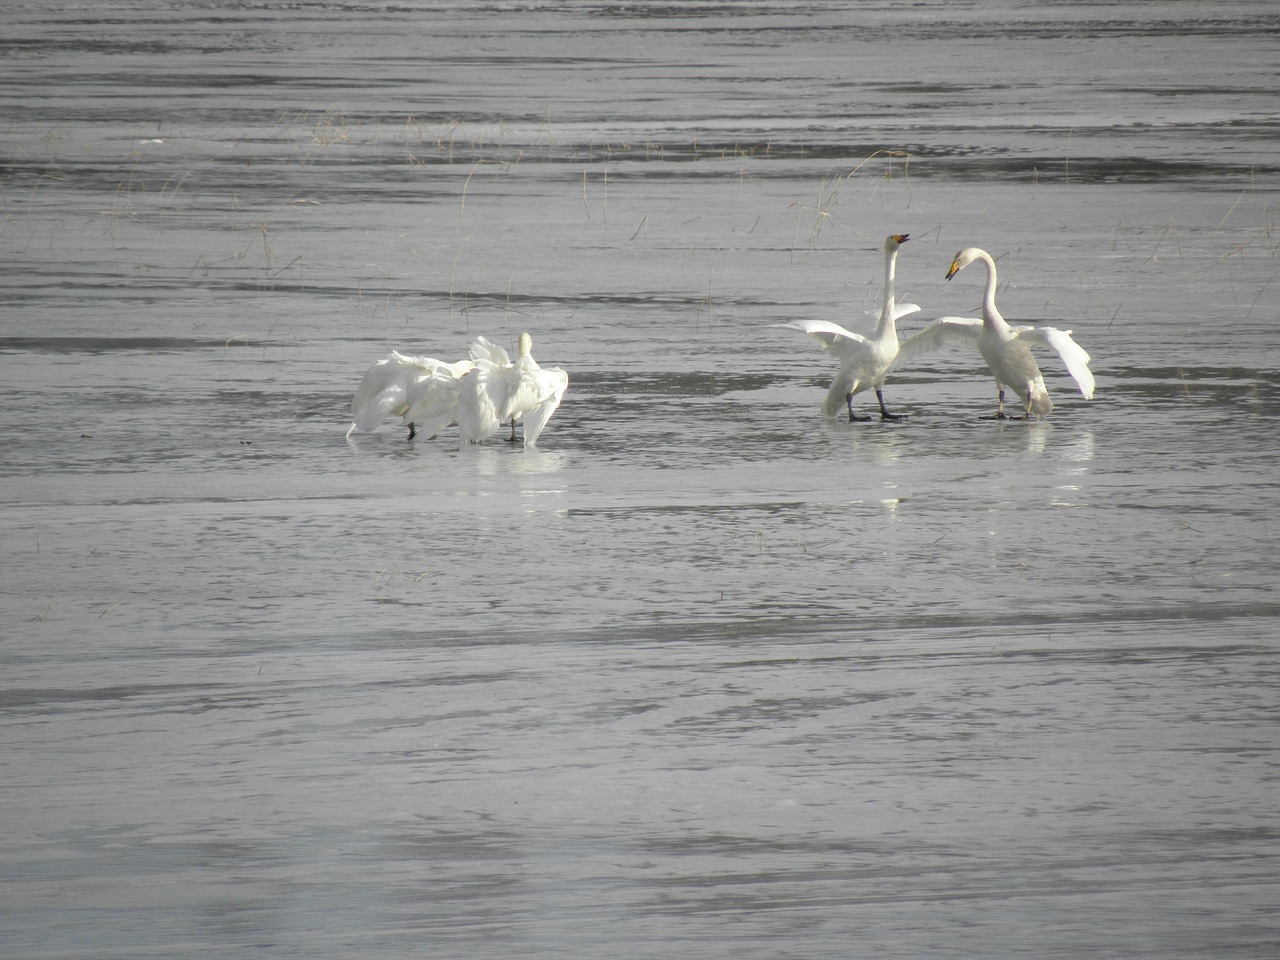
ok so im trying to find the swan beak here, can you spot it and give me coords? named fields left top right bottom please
left=891, top=233, right=910, bottom=245
left=945, top=258, right=960, bottom=280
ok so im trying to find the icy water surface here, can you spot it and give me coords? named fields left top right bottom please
left=3, top=2, right=1279, bottom=957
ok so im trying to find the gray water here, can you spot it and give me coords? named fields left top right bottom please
left=3, top=2, right=1279, bottom=957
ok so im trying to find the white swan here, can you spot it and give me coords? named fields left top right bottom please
left=457, top=333, right=568, bottom=448
left=776, top=233, right=922, bottom=421
left=895, top=247, right=1095, bottom=419
left=346, top=350, right=475, bottom=440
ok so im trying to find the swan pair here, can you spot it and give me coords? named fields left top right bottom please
left=780, top=235, right=1095, bottom=421
left=346, top=333, right=567, bottom=448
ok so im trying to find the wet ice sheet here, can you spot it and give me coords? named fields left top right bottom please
left=2, top=2, right=1279, bottom=959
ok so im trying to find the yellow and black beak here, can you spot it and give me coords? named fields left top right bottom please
left=945, top=258, right=961, bottom=281
left=891, top=233, right=910, bottom=245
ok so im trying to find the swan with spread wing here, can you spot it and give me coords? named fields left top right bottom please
left=457, top=333, right=568, bottom=448
left=776, top=233, right=921, bottom=421
left=346, top=350, right=475, bottom=440
left=895, top=246, right=1095, bottom=419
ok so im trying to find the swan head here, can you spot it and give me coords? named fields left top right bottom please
left=517, top=331, right=533, bottom=358
left=885, top=233, right=910, bottom=252
left=945, top=246, right=987, bottom=281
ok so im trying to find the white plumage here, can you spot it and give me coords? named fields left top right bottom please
left=777, top=233, right=922, bottom=421
left=457, top=333, right=568, bottom=448
left=896, top=246, right=1095, bottom=419
left=346, top=351, right=475, bottom=440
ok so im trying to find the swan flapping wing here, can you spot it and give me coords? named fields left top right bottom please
left=401, top=360, right=476, bottom=438
left=349, top=358, right=408, bottom=434
left=774, top=319, right=868, bottom=362
left=498, top=355, right=568, bottom=440
left=518, top=367, right=569, bottom=447
left=350, top=351, right=448, bottom=435
left=456, top=367, right=501, bottom=444
left=890, top=316, right=984, bottom=372
left=349, top=351, right=478, bottom=437
left=1015, top=326, right=1095, bottom=399
left=468, top=335, right=511, bottom=370
left=388, top=350, right=450, bottom=371
left=457, top=334, right=568, bottom=446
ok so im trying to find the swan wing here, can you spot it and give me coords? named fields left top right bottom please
left=348, top=354, right=419, bottom=434
left=388, top=350, right=454, bottom=373
left=351, top=354, right=408, bottom=411
left=349, top=386, right=408, bottom=435
left=495, top=371, right=535, bottom=422
left=519, top=368, right=569, bottom=447
left=775, top=319, right=868, bottom=361
left=497, top=354, right=561, bottom=422
left=403, top=362, right=475, bottom=432
left=479, top=366, right=518, bottom=427
left=891, top=316, right=983, bottom=371
left=456, top=368, right=502, bottom=444
left=438, top=358, right=478, bottom=379
left=456, top=339, right=516, bottom=443
left=468, top=335, right=511, bottom=370
left=892, top=302, right=921, bottom=321
left=1015, top=326, right=1095, bottom=399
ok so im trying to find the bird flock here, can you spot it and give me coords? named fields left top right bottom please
left=778, top=235, right=1095, bottom=423
left=346, top=332, right=567, bottom=447
left=346, top=237, right=1096, bottom=446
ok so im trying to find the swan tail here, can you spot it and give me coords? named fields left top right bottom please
left=1027, top=380, right=1054, bottom=416
left=822, top=374, right=862, bottom=417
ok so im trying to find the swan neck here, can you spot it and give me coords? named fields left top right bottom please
left=878, top=246, right=899, bottom=336
left=979, top=252, right=1001, bottom=323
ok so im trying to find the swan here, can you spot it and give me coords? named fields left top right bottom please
left=457, top=333, right=568, bottom=447
left=895, top=247, right=1095, bottom=419
left=776, top=233, right=922, bottom=421
left=346, top=350, right=475, bottom=440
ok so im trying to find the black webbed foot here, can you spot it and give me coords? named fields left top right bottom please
left=874, top=390, right=905, bottom=422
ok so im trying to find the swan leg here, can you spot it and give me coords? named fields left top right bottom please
left=406, top=421, right=417, bottom=441
left=1003, top=391, right=1030, bottom=421
left=505, top=418, right=519, bottom=443
left=846, top=394, right=871, bottom=422
left=981, top=389, right=1010, bottom=420
left=876, top=388, right=907, bottom=422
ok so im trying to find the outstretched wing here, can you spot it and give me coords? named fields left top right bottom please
left=892, top=302, right=921, bottom=321
left=468, top=335, right=511, bottom=370
left=890, top=316, right=983, bottom=372
left=519, top=368, right=569, bottom=447
left=1015, top=326, right=1095, bottom=399
left=388, top=350, right=449, bottom=372
left=402, top=360, right=476, bottom=437
left=348, top=351, right=463, bottom=435
left=456, top=367, right=502, bottom=444
left=774, top=319, right=868, bottom=362
left=349, top=354, right=414, bottom=434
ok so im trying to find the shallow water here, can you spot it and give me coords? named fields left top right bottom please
left=3, top=2, right=1279, bottom=958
